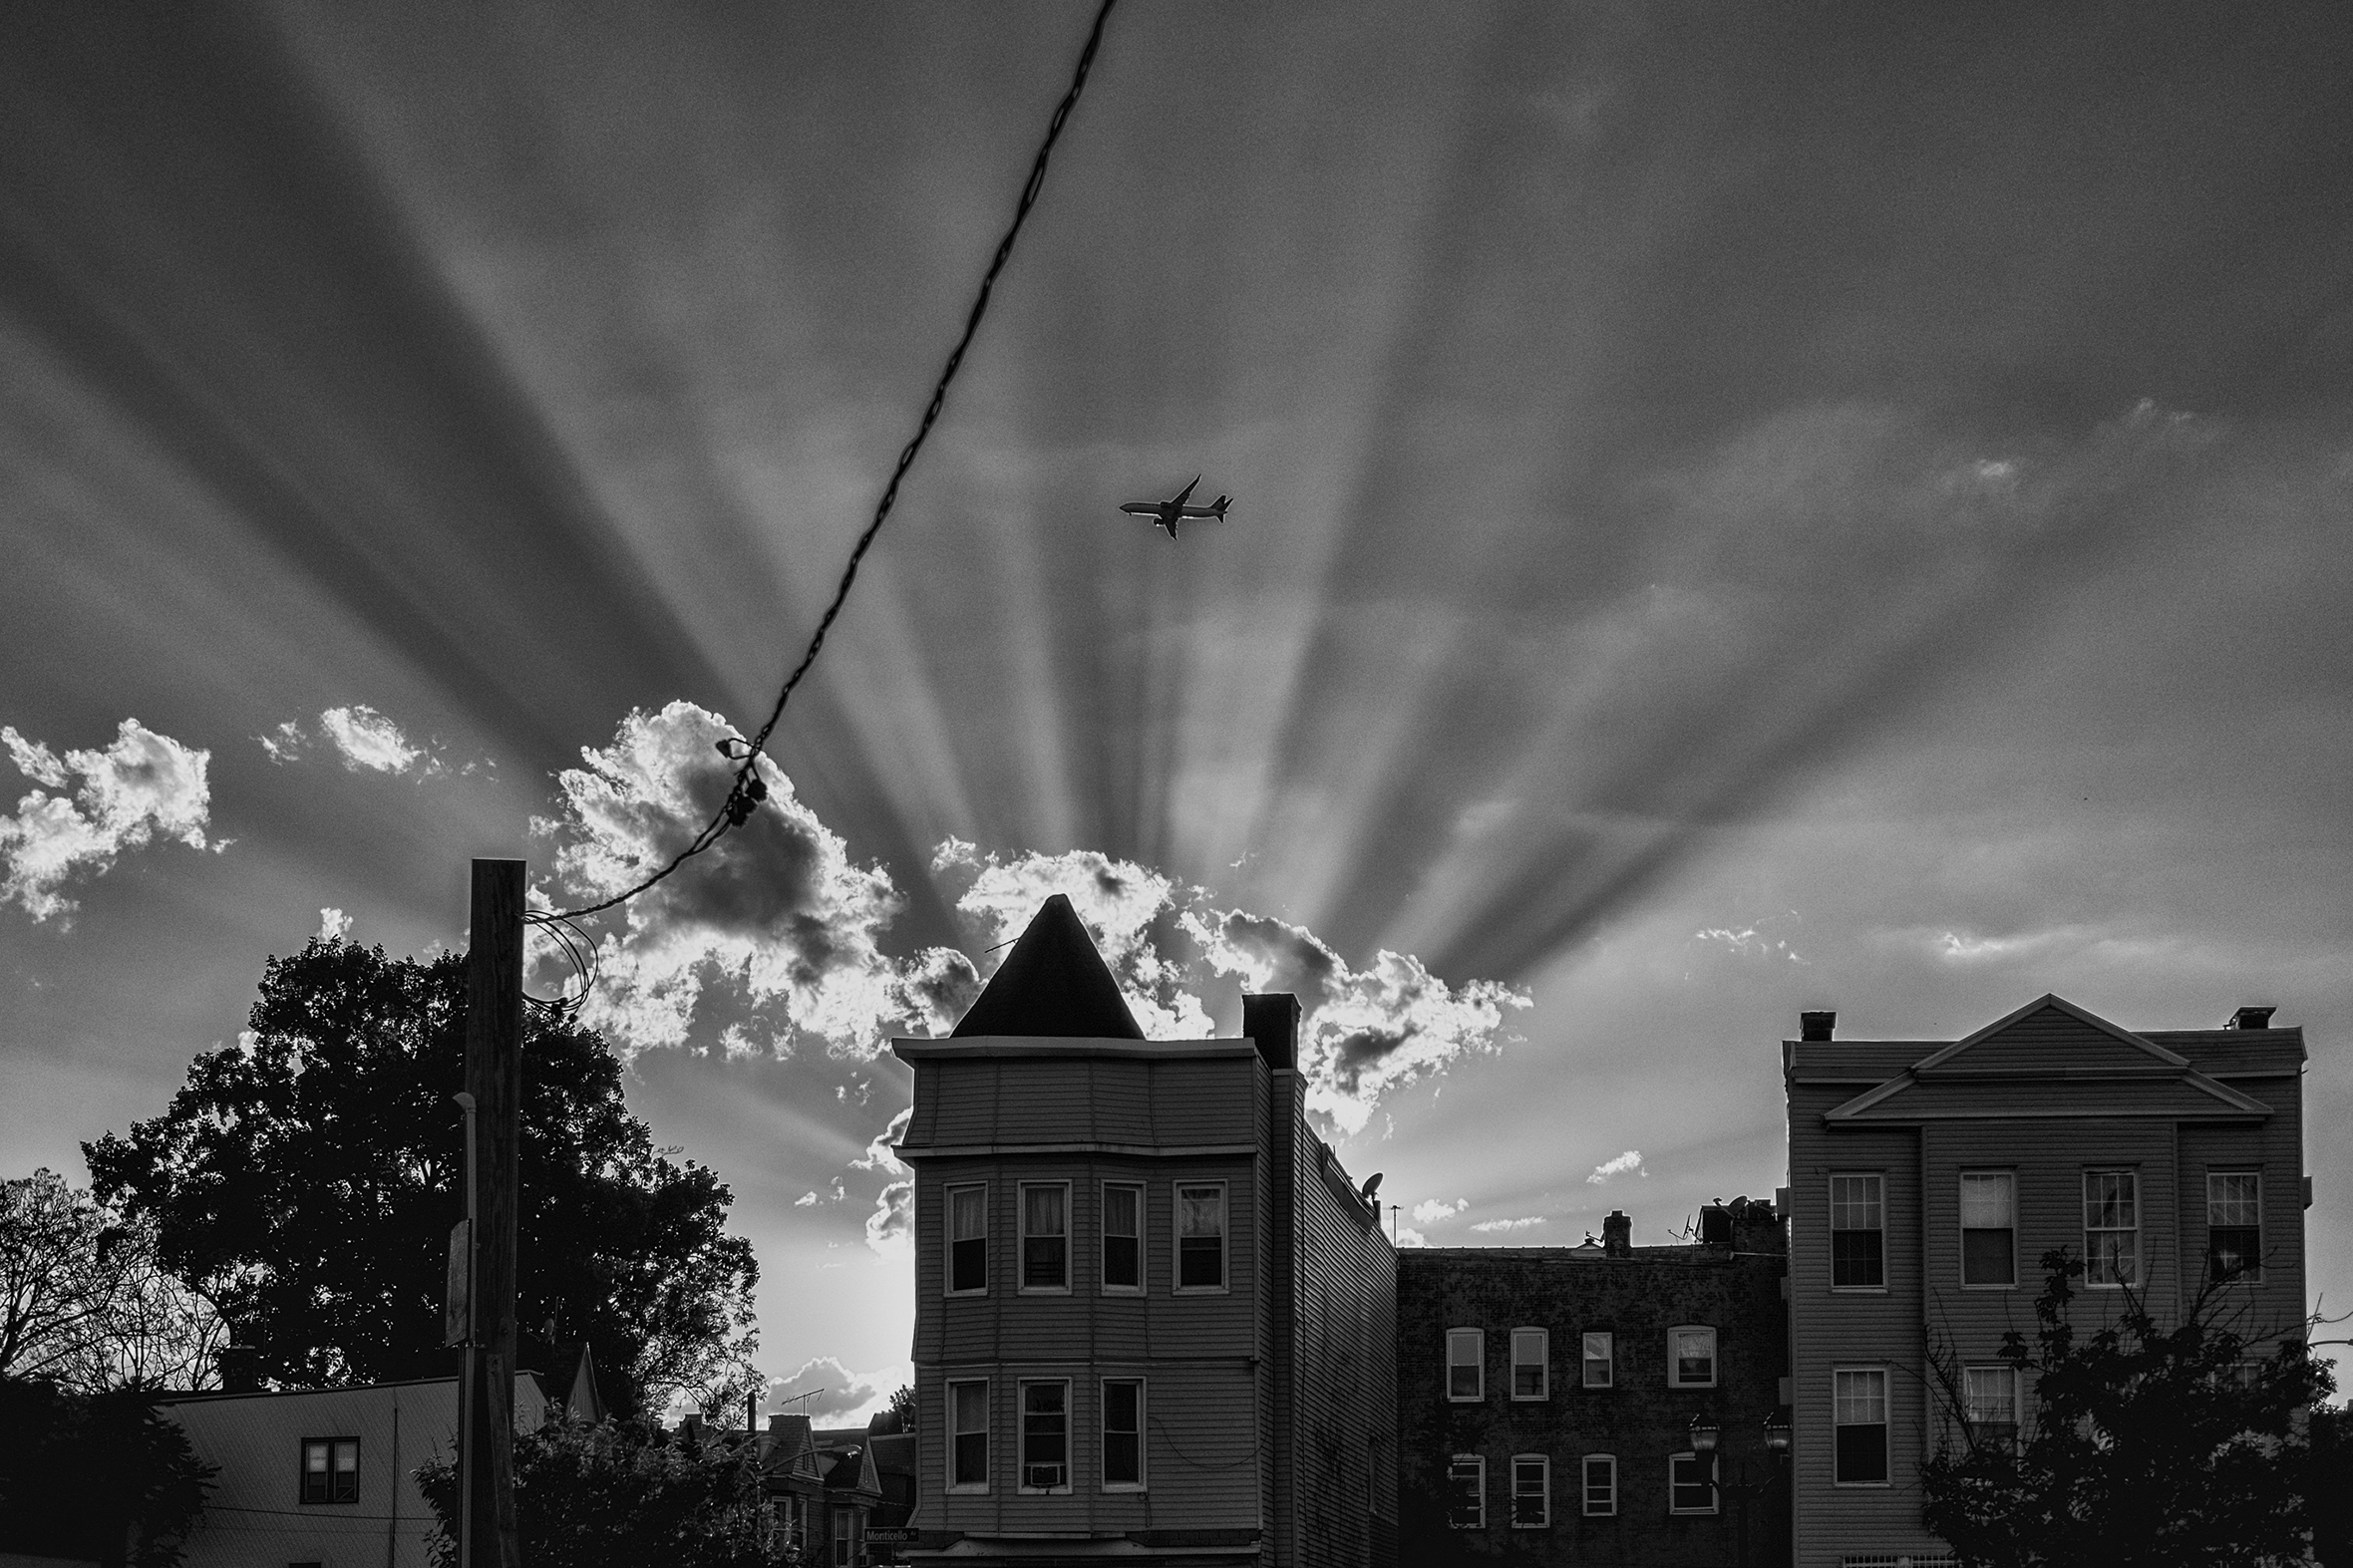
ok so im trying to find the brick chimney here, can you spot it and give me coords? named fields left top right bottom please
left=1243, top=992, right=1300, bottom=1072
left=1602, top=1210, right=1632, bottom=1258
left=1800, top=1010, right=1837, bottom=1042
left=2228, top=1006, right=2275, bottom=1031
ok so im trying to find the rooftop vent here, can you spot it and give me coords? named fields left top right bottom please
left=1602, top=1210, right=1631, bottom=1259
left=2227, top=1006, right=2276, bottom=1031
left=1800, top=1010, right=1837, bottom=1042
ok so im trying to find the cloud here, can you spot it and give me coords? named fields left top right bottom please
left=260, top=705, right=460, bottom=777
left=317, top=907, right=352, bottom=941
left=1, top=720, right=214, bottom=923
left=1412, top=1198, right=1467, bottom=1225
left=794, top=1191, right=820, bottom=1208
left=534, top=703, right=977, bottom=1058
left=761, top=1357, right=908, bottom=1425
left=865, top=1178, right=914, bottom=1260
left=1395, top=1227, right=1429, bottom=1248
left=1587, top=1149, right=1644, bottom=1184
left=1470, top=1215, right=1547, bottom=1233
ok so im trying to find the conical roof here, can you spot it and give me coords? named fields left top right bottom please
left=951, top=894, right=1144, bottom=1040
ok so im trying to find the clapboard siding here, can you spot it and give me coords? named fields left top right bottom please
left=904, top=1053, right=1262, bottom=1149
left=1853, top=1074, right=2266, bottom=1122
left=1936, top=1003, right=2167, bottom=1074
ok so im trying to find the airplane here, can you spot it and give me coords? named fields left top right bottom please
left=1119, top=475, right=1231, bottom=539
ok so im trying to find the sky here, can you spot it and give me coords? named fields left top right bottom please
left=4, top=1, right=2351, bottom=1421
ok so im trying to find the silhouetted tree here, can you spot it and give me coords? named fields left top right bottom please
left=0, top=1376, right=214, bottom=1567
left=1920, top=1248, right=2331, bottom=1567
left=84, top=938, right=758, bottom=1414
left=0, top=1169, right=226, bottom=1391
left=884, top=1382, right=916, bottom=1433
left=416, top=1415, right=785, bottom=1568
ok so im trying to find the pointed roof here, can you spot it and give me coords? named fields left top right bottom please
left=951, top=894, right=1144, bottom=1040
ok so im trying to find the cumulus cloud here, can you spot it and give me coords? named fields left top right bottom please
left=761, top=1357, right=909, bottom=1425
left=855, top=1107, right=915, bottom=1259
left=1587, top=1149, right=1644, bottom=1185
left=317, top=907, right=352, bottom=941
left=1413, top=1198, right=1468, bottom=1225
left=1470, top=1215, right=1547, bottom=1233
left=1, top=720, right=214, bottom=923
left=1395, top=1227, right=1429, bottom=1248
left=795, top=1191, right=820, bottom=1208
left=260, top=705, right=461, bottom=777
left=534, top=703, right=978, bottom=1058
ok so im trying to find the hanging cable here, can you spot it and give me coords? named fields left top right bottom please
left=527, top=0, right=1119, bottom=947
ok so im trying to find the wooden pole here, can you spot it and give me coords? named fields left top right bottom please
left=463, top=859, right=524, bottom=1568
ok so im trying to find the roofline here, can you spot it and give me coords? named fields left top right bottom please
left=894, top=1037, right=1258, bottom=1063
left=1912, top=993, right=2190, bottom=1072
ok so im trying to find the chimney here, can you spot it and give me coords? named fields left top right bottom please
left=1800, top=1010, right=1837, bottom=1042
left=748, top=1389, right=760, bottom=1431
left=215, top=1345, right=262, bottom=1393
left=2227, top=1006, right=2275, bottom=1031
left=1243, top=992, right=1300, bottom=1073
left=1699, top=1204, right=1733, bottom=1249
left=1602, top=1210, right=1632, bottom=1258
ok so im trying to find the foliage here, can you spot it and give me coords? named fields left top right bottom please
left=0, top=1375, right=215, bottom=1568
left=0, top=1169, right=227, bottom=1392
left=416, top=1414, right=788, bottom=1568
left=2312, top=1402, right=2353, bottom=1568
left=84, top=937, right=760, bottom=1414
left=884, top=1382, right=915, bottom=1433
left=1920, top=1248, right=2332, bottom=1568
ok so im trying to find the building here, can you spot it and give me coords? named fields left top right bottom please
left=889, top=894, right=1398, bottom=1568
left=1781, top=995, right=2309, bottom=1568
left=1396, top=1200, right=1790, bottom=1567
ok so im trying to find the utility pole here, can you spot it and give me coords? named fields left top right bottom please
left=460, top=859, right=524, bottom=1568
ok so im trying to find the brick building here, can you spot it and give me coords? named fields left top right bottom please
left=1782, top=995, right=2310, bottom=1568
left=1396, top=1200, right=1790, bottom=1568
left=890, top=895, right=1397, bottom=1567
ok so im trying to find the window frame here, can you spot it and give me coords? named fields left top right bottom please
left=1446, top=1453, right=1486, bottom=1530
left=1580, top=1453, right=1617, bottom=1516
left=1101, top=1180, right=1145, bottom=1295
left=298, top=1436, right=360, bottom=1506
left=945, top=1180, right=989, bottom=1297
left=1509, top=1327, right=1549, bottom=1402
left=1017, top=1378, right=1073, bottom=1495
left=1173, top=1180, right=1229, bottom=1294
left=1446, top=1327, right=1485, bottom=1402
left=1509, top=1453, right=1550, bottom=1529
left=1667, top=1325, right=1718, bottom=1389
left=1963, top=1363, right=2020, bottom=1452
left=1580, top=1330, right=1613, bottom=1390
left=1667, top=1450, right=1718, bottom=1515
left=1833, top=1366, right=1892, bottom=1487
left=946, top=1378, right=990, bottom=1493
left=2206, top=1170, right=2262, bottom=1284
left=2083, top=1168, right=2140, bottom=1288
left=1100, top=1377, right=1146, bottom=1491
left=1830, top=1171, right=1887, bottom=1291
left=1018, top=1180, right=1071, bottom=1295
left=831, top=1505, right=859, bottom=1568
left=1958, top=1169, right=2017, bottom=1289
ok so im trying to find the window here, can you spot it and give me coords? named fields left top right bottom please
left=1102, top=1379, right=1145, bottom=1489
left=1834, top=1369, right=1890, bottom=1484
left=1668, top=1451, right=1717, bottom=1514
left=1668, top=1326, right=1717, bottom=1388
left=831, top=1506, right=859, bottom=1568
left=2084, top=1170, right=2139, bottom=1286
left=1964, top=1365, right=2018, bottom=1452
left=1020, top=1182, right=1069, bottom=1291
left=1510, top=1454, right=1549, bottom=1527
left=947, top=1183, right=987, bottom=1295
left=1581, top=1331, right=1613, bottom=1389
left=1510, top=1328, right=1548, bottom=1400
left=1019, top=1381, right=1070, bottom=1492
left=948, top=1380, right=989, bottom=1491
left=1446, top=1328, right=1484, bottom=1401
left=1831, top=1173, right=1885, bottom=1288
left=1581, top=1454, right=1616, bottom=1516
left=2208, top=1172, right=2261, bottom=1283
left=1959, top=1171, right=2015, bottom=1287
left=1102, top=1182, right=1143, bottom=1292
left=1447, top=1454, right=1485, bottom=1529
left=1175, top=1182, right=1226, bottom=1291
left=299, top=1437, right=359, bottom=1504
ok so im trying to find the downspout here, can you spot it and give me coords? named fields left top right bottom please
left=386, top=1397, right=401, bottom=1568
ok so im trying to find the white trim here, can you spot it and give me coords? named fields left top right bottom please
left=946, top=1378, right=990, bottom=1493
left=1446, top=1327, right=1485, bottom=1402
left=1101, top=1180, right=1145, bottom=1295
left=1017, top=1180, right=1072, bottom=1294
left=1667, top=1324, right=1717, bottom=1389
left=2205, top=1169, right=2263, bottom=1284
left=1173, top=1179, right=1230, bottom=1294
left=1957, top=1169, right=2017, bottom=1290
left=1667, top=1450, right=1718, bottom=1515
left=945, top=1180, right=989, bottom=1298
left=1016, top=1378, right=1073, bottom=1495
left=1833, top=1366, right=1892, bottom=1487
left=1509, top=1452, right=1550, bottom=1528
left=1447, top=1452, right=1486, bottom=1530
left=1830, top=1170, right=1888, bottom=1292
left=1580, top=1330, right=1613, bottom=1390
left=1100, top=1377, right=1147, bottom=1491
left=1580, top=1452, right=1617, bottom=1516
left=1509, top=1326, right=1549, bottom=1401
left=2083, top=1167, right=2140, bottom=1288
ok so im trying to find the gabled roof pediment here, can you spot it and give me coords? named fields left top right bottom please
left=1827, top=994, right=2271, bottom=1122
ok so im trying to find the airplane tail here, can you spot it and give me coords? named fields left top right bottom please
left=1211, top=495, right=1230, bottom=519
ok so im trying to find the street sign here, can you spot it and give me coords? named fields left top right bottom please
left=865, top=1527, right=916, bottom=1542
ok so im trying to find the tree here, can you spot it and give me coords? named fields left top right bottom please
left=1920, top=1248, right=2333, bottom=1567
left=883, top=1382, right=916, bottom=1433
left=0, top=1375, right=214, bottom=1568
left=415, top=1415, right=787, bottom=1568
left=84, top=937, right=760, bottom=1415
left=0, top=1169, right=226, bottom=1392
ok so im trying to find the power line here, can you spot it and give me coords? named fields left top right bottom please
left=527, top=0, right=1120, bottom=957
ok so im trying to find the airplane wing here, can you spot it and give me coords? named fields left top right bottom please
left=1171, top=475, right=1199, bottom=506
